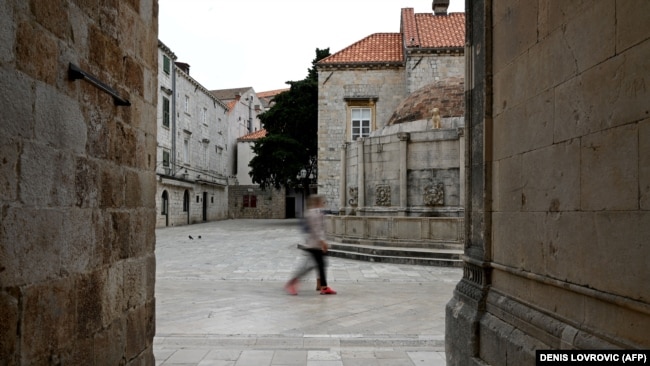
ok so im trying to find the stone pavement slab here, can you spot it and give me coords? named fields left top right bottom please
left=154, top=219, right=461, bottom=366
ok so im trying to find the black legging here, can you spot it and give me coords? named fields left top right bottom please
left=293, top=248, right=327, bottom=287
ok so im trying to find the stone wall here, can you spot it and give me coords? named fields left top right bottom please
left=447, top=1, right=650, bottom=364
left=405, top=53, right=464, bottom=94
left=326, top=215, right=464, bottom=249
left=317, top=67, right=406, bottom=210
left=228, top=185, right=285, bottom=219
left=340, top=121, right=464, bottom=217
left=155, top=179, right=228, bottom=227
left=0, top=0, right=157, bottom=364
left=154, top=43, right=231, bottom=228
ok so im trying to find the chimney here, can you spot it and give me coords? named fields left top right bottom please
left=235, top=93, right=241, bottom=101
left=175, top=62, right=190, bottom=74
left=432, top=0, right=449, bottom=15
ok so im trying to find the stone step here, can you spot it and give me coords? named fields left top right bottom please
left=298, top=242, right=463, bottom=267
left=337, top=237, right=462, bottom=251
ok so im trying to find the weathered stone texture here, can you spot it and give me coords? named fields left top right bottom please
left=228, top=185, right=286, bottom=219
left=581, top=124, right=638, bottom=211
left=15, top=21, right=59, bottom=86
left=1, top=0, right=157, bottom=364
left=448, top=1, right=650, bottom=364
left=317, top=68, right=406, bottom=209
left=640, top=118, right=650, bottom=210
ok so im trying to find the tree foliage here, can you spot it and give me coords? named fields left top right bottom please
left=249, top=48, right=330, bottom=190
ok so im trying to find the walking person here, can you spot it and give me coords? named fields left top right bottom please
left=285, top=195, right=337, bottom=295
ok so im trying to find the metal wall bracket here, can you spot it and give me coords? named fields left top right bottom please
left=68, top=63, right=131, bottom=106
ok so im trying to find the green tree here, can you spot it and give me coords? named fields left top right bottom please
left=249, top=48, right=330, bottom=192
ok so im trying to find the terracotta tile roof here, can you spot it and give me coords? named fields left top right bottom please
left=413, top=12, right=465, bottom=48
left=402, top=8, right=420, bottom=48
left=238, top=128, right=267, bottom=142
left=257, top=88, right=289, bottom=99
left=318, top=33, right=403, bottom=65
left=210, top=87, right=253, bottom=101
left=318, top=9, right=464, bottom=67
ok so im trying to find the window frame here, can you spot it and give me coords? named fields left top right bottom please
left=163, top=55, right=171, bottom=75
left=162, top=96, right=170, bottom=128
left=243, top=194, right=257, bottom=208
left=183, top=138, right=190, bottom=164
left=162, top=150, right=170, bottom=167
left=345, top=98, right=376, bottom=142
left=351, top=107, right=372, bottom=141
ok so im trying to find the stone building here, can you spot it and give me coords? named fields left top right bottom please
left=316, top=4, right=465, bottom=212
left=228, top=129, right=286, bottom=220
left=155, top=42, right=231, bottom=227
left=446, top=1, right=650, bottom=364
left=210, top=87, right=265, bottom=179
left=0, top=0, right=157, bottom=364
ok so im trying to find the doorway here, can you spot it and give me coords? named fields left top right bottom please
left=285, top=197, right=296, bottom=218
left=202, top=192, right=208, bottom=222
left=162, top=190, right=169, bottom=226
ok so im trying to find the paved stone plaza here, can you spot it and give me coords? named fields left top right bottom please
left=154, top=219, right=462, bottom=366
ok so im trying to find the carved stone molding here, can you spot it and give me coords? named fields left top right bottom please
left=375, top=185, right=391, bottom=206
left=424, top=182, right=444, bottom=206
left=348, top=186, right=358, bottom=206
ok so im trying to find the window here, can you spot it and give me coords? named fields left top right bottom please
left=351, top=108, right=371, bottom=141
left=162, top=150, right=170, bottom=167
left=202, top=108, right=207, bottom=125
left=203, top=144, right=208, bottom=168
left=184, top=95, right=190, bottom=114
left=183, top=139, right=189, bottom=164
left=162, top=97, right=170, bottom=127
left=243, top=195, right=257, bottom=208
left=163, top=55, right=170, bottom=75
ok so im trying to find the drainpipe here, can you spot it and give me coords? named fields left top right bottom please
left=171, top=61, right=177, bottom=175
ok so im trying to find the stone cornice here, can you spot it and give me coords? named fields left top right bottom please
left=157, top=40, right=177, bottom=60
left=317, top=62, right=404, bottom=71
left=175, top=68, right=229, bottom=110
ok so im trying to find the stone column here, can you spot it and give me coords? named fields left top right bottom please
left=398, top=132, right=410, bottom=216
left=445, top=1, right=493, bottom=365
left=357, top=138, right=365, bottom=215
left=339, top=143, right=348, bottom=214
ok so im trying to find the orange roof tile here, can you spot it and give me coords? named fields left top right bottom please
left=318, top=33, right=403, bottom=65
left=318, top=9, right=464, bottom=67
left=257, top=88, right=289, bottom=98
left=402, top=8, right=420, bottom=47
left=414, top=13, right=465, bottom=48
left=238, top=128, right=267, bottom=142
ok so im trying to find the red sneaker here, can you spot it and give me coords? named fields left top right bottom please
left=320, top=286, right=337, bottom=295
left=285, top=281, right=298, bottom=295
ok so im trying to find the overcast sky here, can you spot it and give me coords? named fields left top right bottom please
left=158, top=0, right=464, bottom=92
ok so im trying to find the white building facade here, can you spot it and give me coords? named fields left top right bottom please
left=156, top=41, right=231, bottom=227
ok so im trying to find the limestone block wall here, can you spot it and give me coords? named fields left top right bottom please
left=341, top=125, right=464, bottom=217
left=405, top=53, right=464, bottom=94
left=317, top=68, right=406, bottom=210
left=446, top=1, right=650, bottom=365
left=154, top=44, right=230, bottom=228
left=0, top=0, right=157, bottom=364
left=228, top=185, right=285, bottom=219
left=173, top=70, right=229, bottom=178
left=155, top=180, right=228, bottom=227
left=326, top=215, right=464, bottom=248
